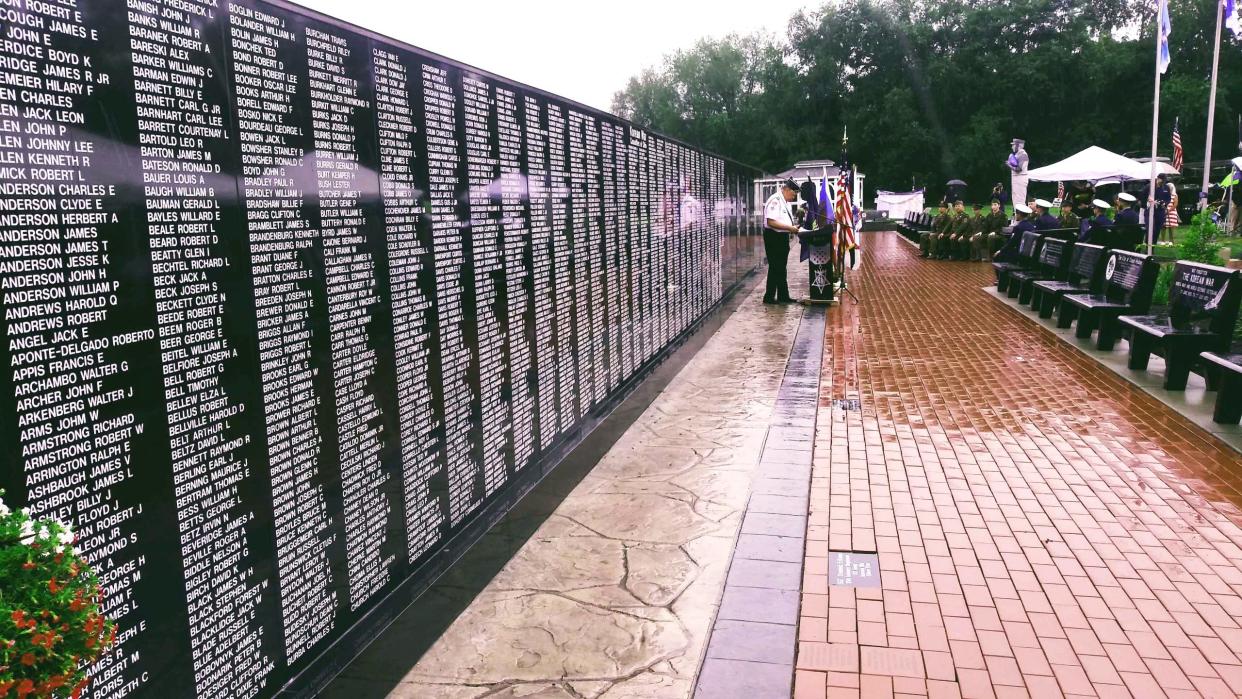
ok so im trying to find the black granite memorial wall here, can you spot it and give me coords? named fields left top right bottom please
left=0, top=0, right=762, bottom=696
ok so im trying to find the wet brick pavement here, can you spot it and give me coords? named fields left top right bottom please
left=796, top=232, right=1242, bottom=699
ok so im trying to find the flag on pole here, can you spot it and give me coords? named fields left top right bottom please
left=1057, top=181, right=1065, bottom=202
left=819, top=177, right=832, bottom=226
left=1172, top=118, right=1183, bottom=172
left=834, top=165, right=857, bottom=269
left=1227, top=0, right=1241, bottom=35
left=1158, top=0, right=1172, bottom=74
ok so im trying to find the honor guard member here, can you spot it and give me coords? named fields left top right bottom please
left=983, top=199, right=1009, bottom=259
left=949, top=200, right=973, bottom=260
left=763, top=178, right=799, bottom=304
left=1033, top=199, right=1059, bottom=230
left=1115, top=192, right=1140, bottom=225
left=921, top=202, right=951, bottom=258
left=1058, top=200, right=1081, bottom=231
left=1080, top=199, right=1113, bottom=244
left=995, top=203, right=1035, bottom=262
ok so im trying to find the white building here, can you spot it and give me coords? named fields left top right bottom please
left=754, top=159, right=866, bottom=210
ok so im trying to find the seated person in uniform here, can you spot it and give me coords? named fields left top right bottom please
left=968, top=203, right=987, bottom=261
left=1058, top=200, right=1080, bottom=231
left=1114, top=192, right=1140, bottom=225
left=920, top=202, right=951, bottom=258
left=994, top=203, right=1035, bottom=262
left=1070, top=181, right=1095, bottom=221
left=1033, top=199, right=1059, bottom=230
left=947, top=200, right=973, bottom=260
left=983, top=200, right=1008, bottom=260
left=1079, top=199, right=1113, bottom=244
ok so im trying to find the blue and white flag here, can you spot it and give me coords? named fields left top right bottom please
left=1227, top=0, right=1242, bottom=36
left=1158, top=0, right=1172, bottom=74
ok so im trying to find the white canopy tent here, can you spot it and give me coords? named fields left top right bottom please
left=1025, top=146, right=1179, bottom=184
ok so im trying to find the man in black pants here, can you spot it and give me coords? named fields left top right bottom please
left=763, top=178, right=800, bottom=304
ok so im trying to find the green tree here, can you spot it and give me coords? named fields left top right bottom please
left=613, top=0, right=1242, bottom=205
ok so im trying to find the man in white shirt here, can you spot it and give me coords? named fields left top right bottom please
left=763, top=179, right=800, bottom=304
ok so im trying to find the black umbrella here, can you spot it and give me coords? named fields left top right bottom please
left=946, top=179, right=967, bottom=187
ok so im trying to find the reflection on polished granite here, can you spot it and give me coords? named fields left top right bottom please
left=325, top=257, right=809, bottom=698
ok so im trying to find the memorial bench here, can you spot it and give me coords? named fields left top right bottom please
left=1091, top=223, right=1145, bottom=252
left=1117, top=261, right=1242, bottom=390
left=1008, top=236, right=1075, bottom=305
left=1030, top=243, right=1108, bottom=320
left=993, top=230, right=1044, bottom=295
left=1200, top=352, right=1242, bottom=423
left=1058, top=249, right=1159, bottom=351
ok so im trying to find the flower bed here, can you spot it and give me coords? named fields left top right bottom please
left=0, top=493, right=113, bottom=698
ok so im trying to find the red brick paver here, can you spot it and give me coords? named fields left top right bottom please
left=795, top=233, right=1242, bottom=698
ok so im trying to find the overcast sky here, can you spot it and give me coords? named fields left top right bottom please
left=295, top=0, right=817, bottom=113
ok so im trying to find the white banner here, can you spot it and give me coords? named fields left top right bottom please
left=875, top=190, right=925, bottom=220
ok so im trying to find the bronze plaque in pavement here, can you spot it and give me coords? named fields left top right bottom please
left=829, top=552, right=880, bottom=588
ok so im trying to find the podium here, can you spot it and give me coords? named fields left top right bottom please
left=797, top=228, right=835, bottom=304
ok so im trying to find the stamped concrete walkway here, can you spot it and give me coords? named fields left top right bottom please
left=796, top=232, right=1242, bottom=699
left=325, top=264, right=810, bottom=697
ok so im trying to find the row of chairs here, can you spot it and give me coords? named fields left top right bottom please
left=897, top=210, right=1149, bottom=253
left=994, top=231, right=1242, bottom=423
left=896, top=212, right=932, bottom=243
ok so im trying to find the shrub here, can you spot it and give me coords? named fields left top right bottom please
left=0, top=492, right=113, bottom=698
left=1153, top=211, right=1222, bottom=306
left=1178, top=211, right=1226, bottom=265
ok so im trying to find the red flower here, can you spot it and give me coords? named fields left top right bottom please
left=19, top=653, right=34, bottom=666
left=15, top=680, right=34, bottom=699
left=0, top=680, right=14, bottom=698
left=20, top=562, right=34, bottom=571
left=47, top=578, right=61, bottom=593
left=10, top=611, right=24, bottom=625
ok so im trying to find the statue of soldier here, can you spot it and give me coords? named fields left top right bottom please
left=1006, top=138, right=1029, bottom=222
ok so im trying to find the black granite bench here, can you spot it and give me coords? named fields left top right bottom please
left=1118, top=261, right=1242, bottom=390
left=1201, top=352, right=1242, bottom=423
left=1031, top=243, right=1108, bottom=320
left=1103, top=223, right=1146, bottom=252
left=993, top=230, right=1043, bottom=295
left=1008, top=236, right=1075, bottom=305
left=898, top=212, right=930, bottom=243
left=1059, top=249, right=1159, bottom=351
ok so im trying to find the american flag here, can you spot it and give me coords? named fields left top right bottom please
left=1057, top=181, right=1065, bottom=202
left=1172, top=118, right=1183, bottom=172
left=834, top=163, right=857, bottom=268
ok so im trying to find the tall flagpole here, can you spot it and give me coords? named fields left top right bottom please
left=1147, top=0, right=1164, bottom=256
left=1201, top=0, right=1225, bottom=210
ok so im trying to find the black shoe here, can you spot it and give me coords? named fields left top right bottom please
left=776, top=298, right=796, bottom=304
left=762, top=298, right=777, bottom=305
